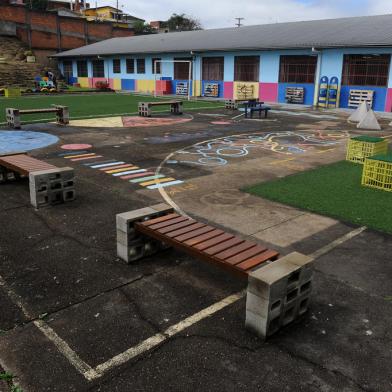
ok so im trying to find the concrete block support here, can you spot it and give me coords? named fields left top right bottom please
left=245, top=252, right=313, bottom=339
left=29, top=167, right=75, bottom=208
left=116, top=203, right=174, bottom=263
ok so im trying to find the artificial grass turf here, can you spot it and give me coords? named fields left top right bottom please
left=0, top=93, right=223, bottom=124
left=244, top=160, right=392, bottom=234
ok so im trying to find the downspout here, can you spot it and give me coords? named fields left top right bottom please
left=313, top=47, right=322, bottom=108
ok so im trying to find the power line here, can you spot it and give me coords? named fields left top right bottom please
left=235, top=17, right=244, bottom=27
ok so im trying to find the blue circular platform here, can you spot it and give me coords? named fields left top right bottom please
left=0, top=130, right=59, bottom=154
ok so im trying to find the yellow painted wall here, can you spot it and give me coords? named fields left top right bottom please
left=78, top=77, right=89, bottom=88
left=136, top=80, right=155, bottom=93
left=193, top=80, right=201, bottom=97
left=113, top=78, right=121, bottom=90
left=233, top=81, right=259, bottom=100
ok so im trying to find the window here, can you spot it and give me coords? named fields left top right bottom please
left=92, top=60, right=105, bottom=77
left=202, top=57, right=224, bottom=80
left=234, top=56, right=259, bottom=82
left=126, top=58, right=134, bottom=73
left=342, top=54, right=390, bottom=86
left=63, top=60, right=73, bottom=76
left=279, top=56, right=317, bottom=84
left=152, top=58, right=161, bottom=74
left=76, top=60, right=88, bottom=77
left=136, top=58, right=145, bottom=74
left=174, top=58, right=192, bottom=80
left=112, top=59, right=121, bottom=74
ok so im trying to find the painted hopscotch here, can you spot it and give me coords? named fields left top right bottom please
left=59, top=151, right=183, bottom=190
left=168, top=131, right=349, bottom=167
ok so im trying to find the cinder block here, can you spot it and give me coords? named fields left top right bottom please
left=116, top=207, right=156, bottom=232
left=246, top=291, right=282, bottom=319
left=246, top=252, right=314, bottom=338
left=63, top=189, right=76, bottom=202
left=116, top=229, right=129, bottom=246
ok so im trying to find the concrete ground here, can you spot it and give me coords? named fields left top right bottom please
left=0, top=105, right=391, bottom=392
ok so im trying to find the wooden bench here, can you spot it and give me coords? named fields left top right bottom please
left=138, top=101, right=183, bottom=117
left=244, top=101, right=271, bottom=119
left=225, top=99, right=259, bottom=110
left=0, top=152, right=75, bottom=208
left=6, top=105, right=69, bottom=129
left=116, top=204, right=314, bottom=338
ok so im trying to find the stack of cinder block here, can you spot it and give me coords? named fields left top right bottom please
left=245, top=252, right=314, bottom=339
left=29, top=167, right=75, bottom=208
left=116, top=203, right=174, bottom=263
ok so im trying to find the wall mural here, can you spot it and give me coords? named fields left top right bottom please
left=168, top=131, right=349, bottom=167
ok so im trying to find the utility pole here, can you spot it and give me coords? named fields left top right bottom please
left=235, top=17, right=244, bottom=27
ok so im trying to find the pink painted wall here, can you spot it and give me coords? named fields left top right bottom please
left=89, top=77, right=108, bottom=88
left=223, top=82, right=233, bottom=99
left=108, top=78, right=114, bottom=89
left=259, top=82, right=278, bottom=102
left=385, top=88, right=392, bottom=112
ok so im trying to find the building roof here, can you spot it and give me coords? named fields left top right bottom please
left=54, top=14, right=392, bottom=58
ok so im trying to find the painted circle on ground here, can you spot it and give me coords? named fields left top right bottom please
left=211, top=121, right=232, bottom=125
left=61, top=144, right=92, bottom=150
left=0, top=130, right=59, bottom=154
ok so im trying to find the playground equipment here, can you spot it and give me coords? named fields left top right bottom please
left=4, top=88, right=21, bottom=98
left=362, top=155, right=392, bottom=192
left=116, top=204, right=314, bottom=339
left=317, top=76, right=328, bottom=108
left=346, top=136, right=388, bottom=164
left=357, top=109, right=381, bottom=130
left=6, top=105, right=69, bottom=129
left=327, top=76, right=339, bottom=108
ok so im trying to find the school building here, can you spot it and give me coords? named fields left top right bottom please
left=54, top=14, right=392, bottom=112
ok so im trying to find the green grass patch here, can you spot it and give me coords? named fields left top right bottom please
left=244, top=161, right=392, bottom=234
left=0, top=94, right=223, bottom=124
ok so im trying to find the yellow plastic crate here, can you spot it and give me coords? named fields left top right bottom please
left=4, top=88, right=21, bottom=98
left=362, top=155, right=392, bottom=192
left=346, top=136, right=388, bottom=164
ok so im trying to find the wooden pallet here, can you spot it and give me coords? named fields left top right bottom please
left=285, top=87, right=304, bottom=104
left=348, top=89, right=374, bottom=109
left=135, top=212, right=279, bottom=278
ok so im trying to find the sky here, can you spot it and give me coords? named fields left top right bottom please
left=111, top=0, right=392, bottom=28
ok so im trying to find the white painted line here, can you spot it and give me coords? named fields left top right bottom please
left=111, top=169, right=140, bottom=177
left=91, top=291, right=245, bottom=379
left=309, top=226, right=366, bottom=259
left=90, top=161, right=124, bottom=168
left=34, top=320, right=99, bottom=381
left=147, top=180, right=184, bottom=189
left=231, top=113, right=244, bottom=120
left=0, top=275, right=32, bottom=319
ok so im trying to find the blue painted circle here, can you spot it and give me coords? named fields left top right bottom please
left=0, top=130, right=59, bottom=154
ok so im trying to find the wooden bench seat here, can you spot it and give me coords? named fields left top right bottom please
left=0, top=152, right=75, bottom=208
left=134, top=212, right=278, bottom=277
left=6, top=105, right=69, bottom=129
left=138, top=100, right=183, bottom=117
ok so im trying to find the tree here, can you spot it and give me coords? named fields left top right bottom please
left=166, top=13, right=202, bottom=32
left=133, top=20, right=156, bottom=35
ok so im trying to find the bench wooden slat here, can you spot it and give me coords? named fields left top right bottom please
left=236, top=249, right=279, bottom=271
left=225, top=245, right=267, bottom=265
left=204, top=237, right=245, bottom=256
left=0, top=154, right=57, bottom=176
left=214, top=241, right=257, bottom=260
left=149, top=216, right=189, bottom=230
left=165, top=222, right=206, bottom=238
left=194, top=233, right=235, bottom=252
left=142, top=213, right=181, bottom=227
left=19, top=108, right=59, bottom=114
left=183, top=229, right=225, bottom=246
left=174, top=226, right=216, bottom=242
left=157, top=219, right=196, bottom=234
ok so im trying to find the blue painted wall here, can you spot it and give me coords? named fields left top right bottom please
left=278, top=83, right=315, bottom=105
left=340, top=85, right=387, bottom=111
left=121, top=79, right=135, bottom=91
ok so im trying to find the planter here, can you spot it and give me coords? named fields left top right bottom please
left=26, top=56, right=36, bottom=63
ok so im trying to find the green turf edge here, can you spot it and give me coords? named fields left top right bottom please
left=242, top=160, right=392, bottom=235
